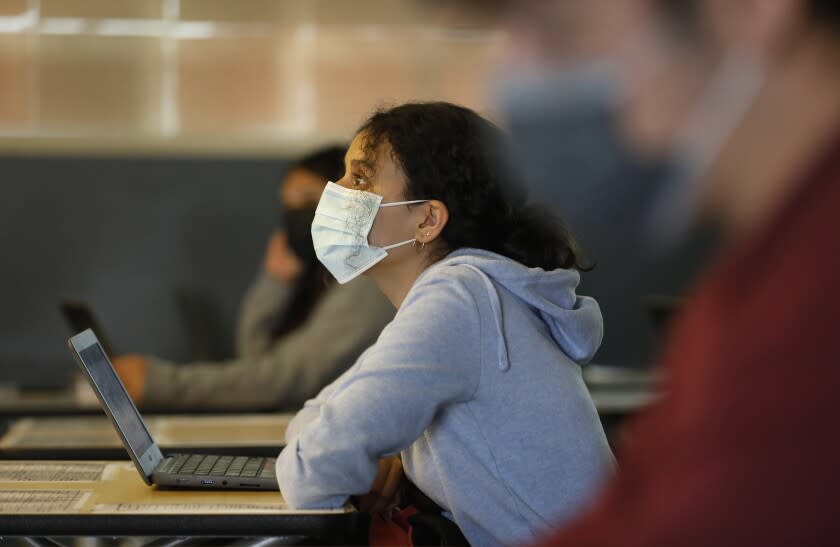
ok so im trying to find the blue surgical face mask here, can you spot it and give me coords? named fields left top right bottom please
left=310, top=182, right=428, bottom=284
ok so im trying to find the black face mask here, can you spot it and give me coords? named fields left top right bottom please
left=282, top=206, right=318, bottom=266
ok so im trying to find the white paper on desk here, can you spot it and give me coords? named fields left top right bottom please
left=100, top=462, right=133, bottom=481
left=92, top=502, right=297, bottom=514
left=0, top=489, right=91, bottom=512
left=0, top=462, right=108, bottom=482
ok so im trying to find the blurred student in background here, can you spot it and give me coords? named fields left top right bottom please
left=113, top=147, right=395, bottom=411
left=452, top=0, right=840, bottom=544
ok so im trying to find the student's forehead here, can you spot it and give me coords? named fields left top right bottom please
left=345, top=134, right=378, bottom=167
left=349, top=139, right=400, bottom=182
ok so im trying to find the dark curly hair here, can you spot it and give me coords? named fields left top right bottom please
left=357, top=101, right=588, bottom=272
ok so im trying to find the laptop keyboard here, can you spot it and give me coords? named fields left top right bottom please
left=158, top=454, right=274, bottom=478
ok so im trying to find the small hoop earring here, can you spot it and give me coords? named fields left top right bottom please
left=421, top=241, right=426, bottom=249
left=411, top=240, right=418, bottom=248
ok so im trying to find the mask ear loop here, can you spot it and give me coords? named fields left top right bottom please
left=379, top=199, right=429, bottom=208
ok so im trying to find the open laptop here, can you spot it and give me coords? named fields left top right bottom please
left=67, top=329, right=278, bottom=490
left=60, top=298, right=117, bottom=358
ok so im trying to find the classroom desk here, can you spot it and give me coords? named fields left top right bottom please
left=0, top=384, right=101, bottom=419
left=590, top=388, right=658, bottom=416
left=589, top=387, right=660, bottom=448
left=582, top=365, right=661, bottom=447
left=0, top=380, right=289, bottom=418
left=0, top=414, right=291, bottom=460
left=583, top=364, right=661, bottom=390
left=0, top=460, right=359, bottom=540
left=584, top=364, right=660, bottom=418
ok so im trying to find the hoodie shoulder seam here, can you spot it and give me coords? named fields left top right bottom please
left=421, top=263, right=486, bottom=400
left=442, top=264, right=492, bottom=399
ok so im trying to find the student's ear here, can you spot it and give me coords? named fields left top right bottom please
left=415, top=200, right=448, bottom=245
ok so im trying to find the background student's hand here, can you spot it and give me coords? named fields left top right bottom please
left=359, top=455, right=404, bottom=513
left=264, top=232, right=304, bottom=283
left=112, top=354, right=149, bottom=403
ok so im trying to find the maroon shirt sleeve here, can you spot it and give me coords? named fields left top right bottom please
left=535, top=139, right=840, bottom=547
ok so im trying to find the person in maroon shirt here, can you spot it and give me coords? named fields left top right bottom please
left=451, top=0, right=840, bottom=544
left=539, top=131, right=840, bottom=547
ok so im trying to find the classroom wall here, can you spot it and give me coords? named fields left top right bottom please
left=0, top=156, right=284, bottom=388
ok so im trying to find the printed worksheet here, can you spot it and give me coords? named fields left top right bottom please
left=0, top=462, right=107, bottom=482
left=92, top=502, right=296, bottom=514
left=0, top=490, right=91, bottom=512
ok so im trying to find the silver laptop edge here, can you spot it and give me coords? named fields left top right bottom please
left=68, top=328, right=162, bottom=484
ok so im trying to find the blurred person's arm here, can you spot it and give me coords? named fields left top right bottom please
left=236, top=272, right=293, bottom=359
left=236, top=232, right=304, bottom=358
left=140, top=277, right=394, bottom=411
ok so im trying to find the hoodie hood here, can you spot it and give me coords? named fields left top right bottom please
left=431, top=248, right=603, bottom=368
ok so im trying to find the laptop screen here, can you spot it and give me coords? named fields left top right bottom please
left=78, top=343, right=154, bottom=459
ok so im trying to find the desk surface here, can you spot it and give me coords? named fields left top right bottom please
left=584, top=365, right=659, bottom=417
left=0, top=460, right=357, bottom=537
left=0, top=381, right=290, bottom=418
left=589, top=389, right=658, bottom=415
left=0, top=384, right=100, bottom=418
left=0, top=383, right=656, bottom=415
left=0, top=414, right=291, bottom=460
left=583, top=364, right=660, bottom=389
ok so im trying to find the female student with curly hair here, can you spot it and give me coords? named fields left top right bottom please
left=276, top=102, right=614, bottom=546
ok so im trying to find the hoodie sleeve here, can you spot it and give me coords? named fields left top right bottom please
left=275, top=271, right=484, bottom=509
left=283, top=355, right=366, bottom=443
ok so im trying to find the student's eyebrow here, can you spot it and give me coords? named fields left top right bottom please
left=350, top=158, right=376, bottom=174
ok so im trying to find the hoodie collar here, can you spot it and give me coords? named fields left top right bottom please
left=424, top=248, right=603, bottom=369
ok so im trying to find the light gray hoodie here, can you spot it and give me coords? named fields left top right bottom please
left=276, top=248, right=614, bottom=545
